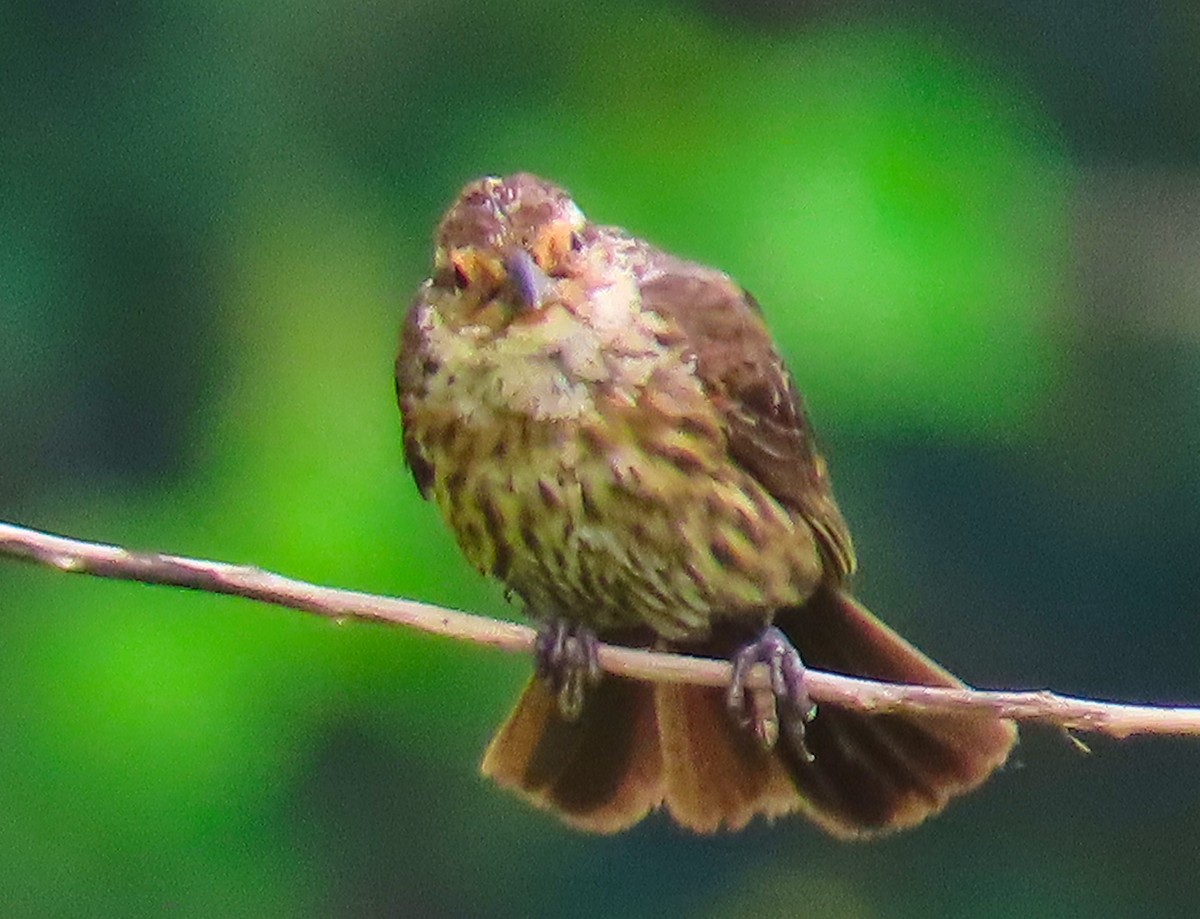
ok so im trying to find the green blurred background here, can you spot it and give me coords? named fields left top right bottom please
left=3, top=1, right=1200, bottom=916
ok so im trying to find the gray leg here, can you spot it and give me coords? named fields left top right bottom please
left=534, top=619, right=602, bottom=721
left=728, top=626, right=816, bottom=761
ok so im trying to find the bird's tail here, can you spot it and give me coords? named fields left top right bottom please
left=480, top=669, right=665, bottom=833
left=481, top=586, right=1017, bottom=837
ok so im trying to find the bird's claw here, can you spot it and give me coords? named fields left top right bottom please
left=535, top=619, right=602, bottom=721
left=728, top=626, right=816, bottom=760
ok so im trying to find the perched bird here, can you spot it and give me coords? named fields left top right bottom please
left=395, top=173, right=1016, bottom=837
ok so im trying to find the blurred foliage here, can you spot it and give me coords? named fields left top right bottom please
left=2, top=0, right=1200, bottom=916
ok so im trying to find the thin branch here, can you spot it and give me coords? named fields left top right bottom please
left=1, top=519, right=1196, bottom=740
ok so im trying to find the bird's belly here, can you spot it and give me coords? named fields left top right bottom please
left=429, top=408, right=822, bottom=642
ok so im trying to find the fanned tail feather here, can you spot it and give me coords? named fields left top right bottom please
left=480, top=674, right=664, bottom=833
left=481, top=586, right=1016, bottom=837
left=769, top=585, right=1018, bottom=837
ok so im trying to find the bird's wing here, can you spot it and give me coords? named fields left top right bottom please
left=395, top=290, right=437, bottom=500
left=633, top=249, right=856, bottom=581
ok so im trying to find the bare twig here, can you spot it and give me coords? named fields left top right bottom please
left=1, top=520, right=1196, bottom=740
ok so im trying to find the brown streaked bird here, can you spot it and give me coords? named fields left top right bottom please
left=395, top=173, right=1016, bottom=837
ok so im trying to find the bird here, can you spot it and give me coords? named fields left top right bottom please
left=395, top=173, right=1016, bottom=838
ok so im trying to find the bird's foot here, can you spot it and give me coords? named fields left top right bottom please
left=728, top=626, right=816, bottom=760
left=535, top=619, right=602, bottom=721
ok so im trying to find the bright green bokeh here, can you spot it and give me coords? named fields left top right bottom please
left=4, top=1, right=1189, bottom=917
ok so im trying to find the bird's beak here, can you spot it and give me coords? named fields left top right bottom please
left=506, top=249, right=552, bottom=311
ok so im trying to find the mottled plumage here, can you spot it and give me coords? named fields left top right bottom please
left=396, top=174, right=1016, bottom=837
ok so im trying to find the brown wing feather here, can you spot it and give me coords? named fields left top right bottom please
left=634, top=253, right=856, bottom=579
left=395, top=294, right=437, bottom=500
